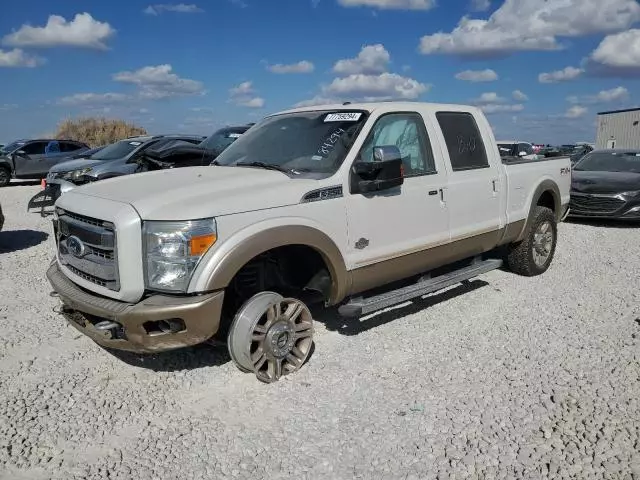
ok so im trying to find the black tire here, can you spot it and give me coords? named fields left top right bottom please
left=0, top=167, right=10, bottom=187
left=507, top=206, right=557, bottom=276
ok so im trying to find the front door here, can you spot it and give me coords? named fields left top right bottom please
left=345, top=111, right=450, bottom=292
left=13, top=141, right=48, bottom=177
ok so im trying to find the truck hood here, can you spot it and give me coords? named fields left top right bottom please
left=50, top=158, right=106, bottom=172
left=71, top=165, right=320, bottom=220
left=571, top=170, right=640, bottom=194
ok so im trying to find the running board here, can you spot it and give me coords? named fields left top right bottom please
left=338, top=258, right=503, bottom=318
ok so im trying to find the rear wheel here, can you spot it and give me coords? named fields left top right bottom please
left=507, top=206, right=557, bottom=276
left=227, top=291, right=314, bottom=383
left=0, top=167, right=10, bottom=187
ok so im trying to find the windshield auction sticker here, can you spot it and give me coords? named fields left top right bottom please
left=324, top=112, right=362, bottom=122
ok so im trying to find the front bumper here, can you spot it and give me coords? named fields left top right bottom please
left=47, top=261, right=225, bottom=353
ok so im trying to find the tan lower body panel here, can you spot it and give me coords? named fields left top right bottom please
left=349, top=221, right=524, bottom=296
left=47, top=262, right=224, bottom=353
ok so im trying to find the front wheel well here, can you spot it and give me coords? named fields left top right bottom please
left=218, top=245, right=332, bottom=336
left=536, top=190, right=556, bottom=214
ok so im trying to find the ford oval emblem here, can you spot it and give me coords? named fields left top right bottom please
left=67, top=235, right=86, bottom=258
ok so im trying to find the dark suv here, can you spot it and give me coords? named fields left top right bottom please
left=0, top=139, right=89, bottom=186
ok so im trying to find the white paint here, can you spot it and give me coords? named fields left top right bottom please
left=52, top=101, right=571, bottom=303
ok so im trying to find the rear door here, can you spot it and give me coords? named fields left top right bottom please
left=432, top=111, right=503, bottom=243
left=13, top=141, right=48, bottom=177
left=345, top=111, right=450, bottom=282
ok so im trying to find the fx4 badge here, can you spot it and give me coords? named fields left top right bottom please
left=355, top=238, right=369, bottom=250
left=560, top=167, right=571, bottom=175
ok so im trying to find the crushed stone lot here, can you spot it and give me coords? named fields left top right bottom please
left=1, top=182, right=639, bottom=480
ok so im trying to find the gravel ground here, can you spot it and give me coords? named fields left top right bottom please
left=1, top=182, right=639, bottom=480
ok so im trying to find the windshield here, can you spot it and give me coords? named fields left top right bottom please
left=574, top=152, right=640, bottom=173
left=199, top=128, right=247, bottom=155
left=1, top=141, right=25, bottom=154
left=89, top=139, right=147, bottom=161
left=213, top=110, right=369, bottom=177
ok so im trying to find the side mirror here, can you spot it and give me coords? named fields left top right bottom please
left=518, top=151, right=527, bottom=157
left=351, top=145, right=404, bottom=194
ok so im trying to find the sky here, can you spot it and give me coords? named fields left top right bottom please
left=1, top=0, right=639, bottom=144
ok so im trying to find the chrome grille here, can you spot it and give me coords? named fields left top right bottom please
left=55, top=209, right=119, bottom=291
left=570, top=193, right=624, bottom=214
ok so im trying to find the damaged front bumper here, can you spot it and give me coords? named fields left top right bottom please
left=47, top=260, right=225, bottom=353
left=27, top=179, right=76, bottom=214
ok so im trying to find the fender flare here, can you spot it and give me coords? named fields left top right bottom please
left=198, top=224, right=350, bottom=305
left=516, top=179, right=561, bottom=242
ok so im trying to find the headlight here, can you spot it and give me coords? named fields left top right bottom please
left=63, top=167, right=93, bottom=181
left=143, top=219, right=217, bottom=293
left=620, top=190, right=640, bottom=198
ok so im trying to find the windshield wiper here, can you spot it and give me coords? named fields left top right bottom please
left=235, top=161, right=292, bottom=174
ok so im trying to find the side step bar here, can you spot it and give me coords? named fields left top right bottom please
left=338, top=258, right=503, bottom=318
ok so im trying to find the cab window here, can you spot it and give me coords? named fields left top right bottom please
left=358, top=112, right=436, bottom=176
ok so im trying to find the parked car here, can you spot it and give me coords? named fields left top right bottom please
left=30, top=135, right=205, bottom=212
left=0, top=139, right=90, bottom=187
left=569, top=149, right=640, bottom=220
left=497, top=140, right=540, bottom=161
left=138, top=124, right=253, bottom=171
left=569, top=144, right=593, bottom=165
left=47, top=101, right=570, bottom=383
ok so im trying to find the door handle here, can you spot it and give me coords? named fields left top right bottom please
left=428, top=190, right=438, bottom=196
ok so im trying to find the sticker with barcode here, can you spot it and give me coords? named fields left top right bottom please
left=324, top=112, right=361, bottom=122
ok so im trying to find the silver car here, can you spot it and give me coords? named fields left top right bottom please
left=45, top=134, right=204, bottom=194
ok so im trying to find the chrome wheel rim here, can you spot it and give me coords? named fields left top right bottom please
left=228, top=292, right=314, bottom=383
left=532, top=221, right=554, bottom=267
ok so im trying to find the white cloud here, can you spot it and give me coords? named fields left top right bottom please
left=418, top=0, right=640, bottom=57
left=473, top=92, right=506, bottom=104
left=56, top=92, right=130, bottom=106
left=113, top=64, right=205, bottom=99
left=333, top=44, right=391, bottom=76
left=567, top=86, right=629, bottom=105
left=512, top=90, right=528, bottom=101
left=143, top=4, right=204, bottom=15
left=538, top=66, right=584, bottom=83
left=323, top=73, right=429, bottom=102
left=0, top=48, right=42, bottom=67
left=481, top=104, right=524, bottom=114
left=587, top=29, right=640, bottom=75
left=294, top=96, right=338, bottom=108
left=2, top=13, right=115, bottom=50
left=470, top=0, right=490, bottom=11
left=472, top=91, right=525, bottom=114
left=0, top=104, right=18, bottom=110
left=337, top=0, right=435, bottom=10
left=267, top=60, right=315, bottom=74
left=229, top=81, right=265, bottom=108
left=565, top=105, right=588, bottom=118
left=454, top=68, right=498, bottom=82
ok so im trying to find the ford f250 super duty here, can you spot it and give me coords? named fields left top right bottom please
left=47, top=102, right=571, bottom=383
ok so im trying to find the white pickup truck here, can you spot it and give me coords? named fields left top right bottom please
left=47, top=102, right=571, bottom=383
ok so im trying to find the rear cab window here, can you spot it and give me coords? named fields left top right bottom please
left=435, top=112, right=489, bottom=171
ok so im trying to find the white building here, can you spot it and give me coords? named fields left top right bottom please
left=596, top=107, right=640, bottom=149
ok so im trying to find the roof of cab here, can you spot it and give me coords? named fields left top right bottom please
left=273, top=101, right=485, bottom=117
